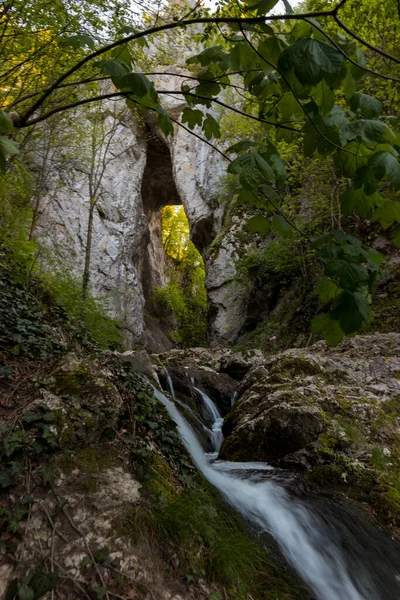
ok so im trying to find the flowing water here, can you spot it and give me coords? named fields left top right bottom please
left=154, top=379, right=400, bottom=600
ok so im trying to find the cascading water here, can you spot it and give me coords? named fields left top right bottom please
left=155, top=378, right=400, bottom=600
left=193, top=385, right=224, bottom=452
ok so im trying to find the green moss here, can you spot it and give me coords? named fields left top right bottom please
left=143, top=454, right=179, bottom=502
left=57, top=446, right=116, bottom=474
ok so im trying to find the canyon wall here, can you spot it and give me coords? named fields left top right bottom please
left=35, top=73, right=250, bottom=349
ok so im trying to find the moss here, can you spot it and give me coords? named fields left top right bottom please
left=57, top=446, right=116, bottom=475
left=54, top=366, right=93, bottom=395
left=143, top=454, right=179, bottom=502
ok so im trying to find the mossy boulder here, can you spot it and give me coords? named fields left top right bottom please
left=220, top=334, right=400, bottom=480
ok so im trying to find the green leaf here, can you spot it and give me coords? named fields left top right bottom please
left=29, top=570, right=57, bottom=599
left=247, top=215, right=270, bottom=235
left=181, top=107, right=204, bottom=129
left=157, top=107, right=174, bottom=137
left=372, top=199, right=400, bottom=229
left=268, top=153, right=287, bottom=182
left=369, top=151, right=400, bottom=189
left=0, top=469, right=15, bottom=488
left=227, top=153, right=276, bottom=189
left=119, top=73, right=159, bottom=107
left=0, top=110, right=14, bottom=133
left=291, top=21, right=313, bottom=40
left=336, top=141, right=370, bottom=176
left=340, top=187, right=382, bottom=219
left=342, top=120, right=395, bottom=145
left=187, top=46, right=230, bottom=69
left=391, top=225, right=400, bottom=248
left=278, top=39, right=344, bottom=85
left=311, top=313, right=345, bottom=345
left=353, top=165, right=378, bottom=195
left=331, top=291, right=371, bottom=334
left=325, top=259, right=369, bottom=290
left=244, top=0, right=278, bottom=14
left=61, top=34, right=94, bottom=49
left=195, top=80, right=220, bottom=99
left=271, top=214, right=291, bottom=236
left=230, top=42, right=260, bottom=72
left=350, top=93, right=382, bottom=119
left=227, top=140, right=259, bottom=154
left=203, top=114, right=220, bottom=140
left=312, top=80, right=335, bottom=115
left=0, top=136, right=19, bottom=155
left=314, top=279, right=341, bottom=302
left=258, top=37, right=288, bottom=68
left=17, top=586, right=34, bottom=600
left=100, top=59, right=130, bottom=78
left=351, top=47, right=367, bottom=81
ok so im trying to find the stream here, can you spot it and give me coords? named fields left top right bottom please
left=154, top=375, right=400, bottom=600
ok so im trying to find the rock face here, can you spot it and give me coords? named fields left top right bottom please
left=219, top=333, right=400, bottom=467
left=35, top=71, right=249, bottom=349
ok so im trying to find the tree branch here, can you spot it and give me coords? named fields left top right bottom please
left=17, top=3, right=349, bottom=126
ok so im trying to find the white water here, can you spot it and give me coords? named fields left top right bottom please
left=154, top=384, right=380, bottom=600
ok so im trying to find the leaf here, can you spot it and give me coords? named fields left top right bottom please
left=247, top=215, right=270, bottom=235
left=372, top=199, right=400, bottom=229
left=100, top=59, right=130, bottom=78
left=230, top=42, right=260, bottom=72
left=312, top=80, right=335, bottom=115
left=268, top=153, right=287, bottom=182
left=61, top=34, right=94, bottom=49
left=119, top=73, right=159, bottom=107
left=350, top=93, right=382, bottom=119
left=325, top=259, right=369, bottom=290
left=314, top=279, right=341, bottom=302
left=187, top=46, right=230, bottom=69
left=340, top=187, right=382, bottom=219
left=203, top=114, right=220, bottom=140
left=244, top=0, right=278, bottom=15
left=156, top=107, right=174, bottom=137
left=227, top=153, right=276, bottom=189
left=336, top=141, right=370, bottom=176
left=311, top=313, right=345, bottom=345
left=369, top=151, right=400, bottom=189
left=17, top=586, right=34, bottom=600
left=342, top=120, right=395, bottom=145
left=271, top=214, right=291, bottom=236
left=291, top=21, right=313, bottom=40
left=258, top=37, right=288, bottom=68
left=181, top=107, right=203, bottom=129
left=391, top=225, right=400, bottom=248
left=0, top=110, right=14, bottom=133
left=331, top=291, right=371, bottom=334
left=226, top=140, right=259, bottom=154
left=29, top=570, right=57, bottom=599
left=278, top=39, right=344, bottom=85
left=0, top=137, right=19, bottom=155
left=353, top=165, right=378, bottom=195
left=0, top=469, right=15, bottom=488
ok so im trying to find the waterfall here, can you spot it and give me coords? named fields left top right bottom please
left=154, top=379, right=400, bottom=600
left=231, top=391, right=238, bottom=406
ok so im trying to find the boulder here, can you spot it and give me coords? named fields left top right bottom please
left=220, top=333, right=400, bottom=468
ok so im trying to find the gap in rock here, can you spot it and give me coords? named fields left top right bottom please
left=140, top=133, right=207, bottom=351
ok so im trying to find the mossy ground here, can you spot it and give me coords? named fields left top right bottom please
left=307, top=395, right=400, bottom=530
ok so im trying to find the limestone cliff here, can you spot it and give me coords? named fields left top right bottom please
left=34, top=73, right=249, bottom=350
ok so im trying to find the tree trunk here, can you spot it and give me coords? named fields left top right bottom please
left=82, top=199, right=95, bottom=304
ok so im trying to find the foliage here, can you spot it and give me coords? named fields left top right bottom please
left=154, top=206, right=207, bottom=346
left=1, top=0, right=400, bottom=343
left=0, top=168, right=122, bottom=349
left=132, top=486, right=307, bottom=599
